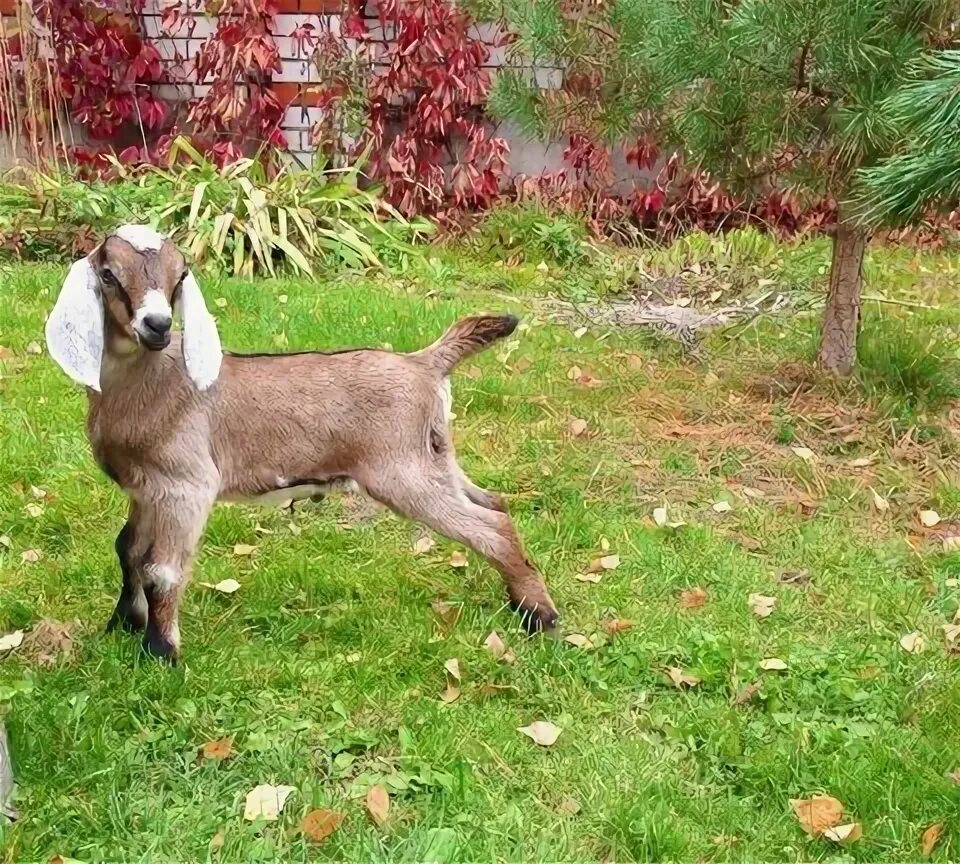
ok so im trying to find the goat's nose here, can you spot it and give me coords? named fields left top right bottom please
left=142, top=313, right=172, bottom=336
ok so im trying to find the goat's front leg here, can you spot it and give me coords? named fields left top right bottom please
left=106, top=502, right=148, bottom=633
left=140, top=488, right=215, bottom=663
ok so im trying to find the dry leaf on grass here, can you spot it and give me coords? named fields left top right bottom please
left=233, top=544, right=256, bottom=556
left=790, top=795, right=844, bottom=837
left=870, top=488, right=890, bottom=513
left=443, top=658, right=461, bottom=681
left=943, top=623, right=960, bottom=643
left=568, top=417, right=589, bottom=437
left=564, top=633, right=595, bottom=650
left=944, top=535, right=960, bottom=553
left=0, top=535, right=11, bottom=548
left=601, top=618, right=634, bottom=634
left=749, top=593, right=776, bottom=618
left=518, top=721, right=562, bottom=747
left=712, top=500, right=732, bottom=514
left=556, top=796, right=581, bottom=817
left=732, top=679, right=762, bottom=706
left=21, top=549, right=41, bottom=563
left=680, top=587, right=708, bottom=609
left=412, top=535, right=436, bottom=555
left=920, top=510, right=942, bottom=528
left=759, top=658, right=788, bottom=671
left=483, top=631, right=515, bottom=663
left=575, top=572, right=603, bottom=584
left=302, top=809, right=343, bottom=843
left=201, top=737, right=234, bottom=760
left=448, top=551, right=468, bottom=568
left=947, top=767, right=960, bottom=785
left=465, top=365, right=483, bottom=379
left=921, top=823, right=943, bottom=858
left=900, top=632, right=926, bottom=654
left=0, top=630, right=24, bottom=652
left=847, top=456, right=874, bottom=468
left=441, top=683, right=460, bottom=704
left=243, top=784, right=296, bottom=821
left=25, top=503, right=43, bottom=518
left=211, top=579, right=241, bottom=594
left=791, top=446, right=815, bottom=461
left=25, top=341, right=42, bottom=355
left=366, top=785, right=390, bottom=826
left=824, top=823, right=862, bottom=844
left=653, top=507, right=668, bottom=527
left=777, top=569, right=810, bottom=586
left=22, top=619, right=76, bottom=667
left=431, top=600, right=461, bottom=632
left=593, top=554, right=620, bottom=571
left=665, top=666, right=700, bottom=688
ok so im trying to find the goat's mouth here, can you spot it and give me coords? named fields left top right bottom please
left=138, top=331, right=171, bottom=351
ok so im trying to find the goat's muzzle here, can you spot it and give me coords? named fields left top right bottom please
left=139, top=313, right=172, bottom=350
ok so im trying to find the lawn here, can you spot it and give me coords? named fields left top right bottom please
left=1, top=234, right=960, bottom=861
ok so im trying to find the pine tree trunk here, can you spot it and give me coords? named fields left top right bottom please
left=818, top=210, right=867, bottom=376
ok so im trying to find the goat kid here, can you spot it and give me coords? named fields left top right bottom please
left=44, top=225, right=559, bottom=661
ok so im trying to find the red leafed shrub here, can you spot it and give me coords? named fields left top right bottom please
left=361, top=0, right=509, bottom=217
left=33, top=0, right=167, bottom=140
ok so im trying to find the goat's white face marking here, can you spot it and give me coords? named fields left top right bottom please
left=145, top=563, right=180, bottom=591
left=115, top=224, right=165, bottom=251
left=133, top=290, right=174, bottom=343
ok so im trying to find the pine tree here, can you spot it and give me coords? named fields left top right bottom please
left=491, top=0, right=958, bottom=374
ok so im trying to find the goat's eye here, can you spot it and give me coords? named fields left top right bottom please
left=101, top=268, right=118, bottom=286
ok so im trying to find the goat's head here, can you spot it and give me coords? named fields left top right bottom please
left=45, top=225, right=222, bottom=392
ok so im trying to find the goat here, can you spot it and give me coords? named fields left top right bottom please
left=44, top=225, right=560, bottom=661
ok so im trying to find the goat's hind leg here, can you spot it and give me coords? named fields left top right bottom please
left=105, top=503, right=148, bottom=633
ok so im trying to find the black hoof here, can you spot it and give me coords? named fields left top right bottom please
left=511, top=599, right=560, bottom=634
left=105, top=601, right=147, bottom=634
left=142, top=631, right=178, bottom=664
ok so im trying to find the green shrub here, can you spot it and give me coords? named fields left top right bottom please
left=0, top=138, right=433, bottom=275
left=475, top=203, right=590, bottom=266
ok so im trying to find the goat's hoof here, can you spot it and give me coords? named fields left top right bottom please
left=511, top=600, right=559, bottom=635
left=142, top=633, right=179, bottom=664
left=105, top=606, right=147, bottom=634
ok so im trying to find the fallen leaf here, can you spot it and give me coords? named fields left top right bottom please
left=944, top=535, right=960, bottom=553
left=346, top=652, right=361, bottom=663
left=21, top=549, right=41, bottom=563
left=601, top=618, right=634, bottom=634
left=625, top=353, right=645, bottom=371
left=214, top=297, right=228, bottom=308
left=900, top=631, right=926, bottom=654
left=25, top=341, right=42, bottom=355
left=943, top=623, right=960, bottom=643
left=443, top=658, right=461, bottom=681
left=0, top=630, right=24, bottom=651
left=213, top=579, right=241, bottom=594
left=25, top=503, right=43, bottom=518
left=233, top=543, right=256, bottom=556
left=573, top=326, right=588, bottom=339
left=0, top=535, right=11, bottom=548
left=243, top=784, right=296, bottom=821
left=211, top=831, right=226, bottom=849
left=790, top=795, right=844, bottom=837
left=847, top=457, right=874, bottom=468
left=431, top=600, right=461, bottom=630
left=465, top=365, right=483, bottom=379
left=653, top=506, right=668, bottom=527
left=575, top=572, right=603, bottom=583
left=412, top=535, right=436, bottom=555
left=760, top=657, right=788, bottom=671
left=22, top=618, right=75, bottom=667
left=568, top=417, right=589, bottom=437
left=29, top=485, right=46, bottom=499
left=567, top=365, right=582, bottom=381
left=536, top=260, right=549, bottom=273
left=665, top=666, right=700, bottom=688
left=0, top=345, right=12, bottom=360
left=732, top=679, right=762, bottom=706
left=749, top=593, right=776, bottom=618
left=870, top=487, right=890, bottom=513
left=921, top=823, right=943, bottom=858
left=741, top=486, right=765, bottom=499
left=441, top=682, right=461, bottom=703
left=598, top=554, right=620, bottom=570
left=482, top=631, right=515, bottom=662
left=777, top=569, right=810, bottom=586
left=254, top=523, right=274, bottom=535
left=791, top=446, right=815, bottom=461
left=824, top=823, right=862, bottom=844
left=920, top=510, right=941, bottom=528
left=202, top=737, right=234, bottom=760
left=479, top=683, right=519, bottom=697
left=712, top=500, right=733, bottom=513
left=518, top=721, right=562, bottom=747
left=680, top=587, right=708, bottom=609
left=448, top=551, right=468, bottom=568
left=513, top=357, right=533, bottom=373
left=564, top=633, right=595, bottom=650
left=946, top=767, right=960, bottom=784
left=278, top=294, right=288, bottom=304
left=556, top=796, right=581, bottom=817
left=301, top=809, right=343, bottom=842
left=365, top=784, right=390, bottom=826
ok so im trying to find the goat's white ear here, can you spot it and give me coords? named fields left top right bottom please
left=179, top=271, right=222, bottom=390
left=44, top=256, right=103, bottom=392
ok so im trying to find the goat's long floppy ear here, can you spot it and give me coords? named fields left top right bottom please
left=45, top=256, right=103, bottom=391
left=179, top=271, right=222, bottom=390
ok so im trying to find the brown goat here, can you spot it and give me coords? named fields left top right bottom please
left=44, top=225, right=559, bottom=661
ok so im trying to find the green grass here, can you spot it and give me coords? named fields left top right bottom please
left=2, top=236, right=960, bottom=862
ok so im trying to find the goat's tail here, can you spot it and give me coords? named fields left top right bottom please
left=417, top=314, right=519, bottom=375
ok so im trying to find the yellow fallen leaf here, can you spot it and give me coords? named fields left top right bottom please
left=412, top=535, right=435, bottom=555
left=943, top=623, right=960, bottom=643
left=921, top=822, right=943, bottom=858
left=0, top=535, right=11, bottom=548
left=201, top=737, right=234, bottom=760
left=441, top=682, right=460, bottom=703
left=759, top=657, right=788, bottom=671
left=443, top=657, right=461, bottom=681
left=0, top=630, right=24, bottom=651
left=518, top=720, right=562, bottom=746
left=680, top=587, right=708, bottom=609
left=568, top=417, right=589, bottom=437
left=791, top=446, right=815, bottom=461
left=25, top=341, right=42, bottom=355
left=847, top=457, right=874, bottom=468
left=653, top=507, right=668, bottom=527
left=564, top=633, right=594, bottom=650
left=749, top=593, right=776, bottom=618
left=712, top=500, right=733, bottom=513
left=25, top=503, right=43, bottom=518
left=449, top=551, right=468, bottom=568
left=601, top=618, right=634, bottom=634
left=870, top=487, right=890, bottom=513
left=919, top=510, right=941, bottom=528
left=213, top=579, right=241, bottom=594
left=900, top=631, right=926, bottom=654
left=790, top=795, right=844, bottom=837
left=233, top=543, right=256, bottom=556
left=482, top=631, right=515, bottom=663
left=29, top=485, right=46, bottom=499
left=575, top=572, right=603, bottom=583
left=824, top=823, right=862, bottom=844
left=21, top=549, right=41, bottom=563
left=365, top=784, right=390, bottom=827
left=302, top=809, right=343, bottom=843
left=665, top=666, right=700, bottom=688
left=556, top=796, right=581, bottom=817
left=243, top=784, right=296, bottom=821
left=943, top=535, right=960, bottom=553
